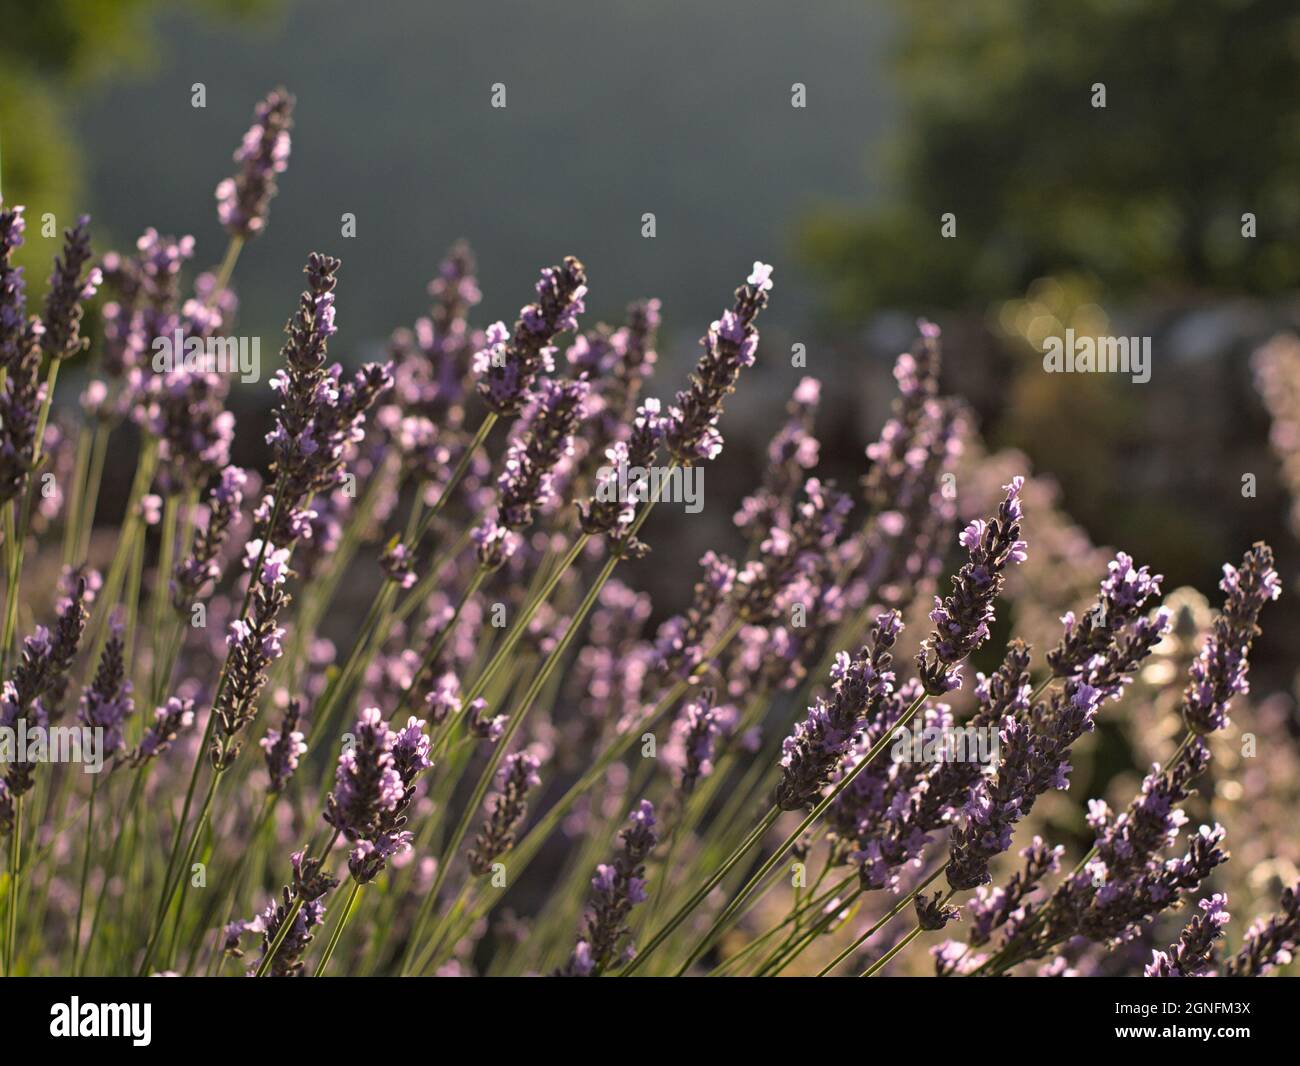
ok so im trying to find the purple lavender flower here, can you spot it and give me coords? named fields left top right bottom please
left=945, top=678, right=1103, bottom=891
left=172, top=466, right=247, bottom=608
left=0, top=202, right=46, bottom=505
left=1181, top=542, right=1280, bottom=734
left=1145, top=894, right=1229, bottom=976
left=474, top=376, right=590, bottom=570
left=0, top=200, right=28, bottom=372
left=379, top=540, right=417, bottom=589
left=136, top=369, right=235, bottom=494
left=250, top=851, right=337, bottom=978
left=216, top=88, right=294, bottom=239
left=776, top=610, right=901, bottom=811
left=475, top=258, right=587, bottom=415
left=77, top=626, right=134, bottom=758
left=40, top=215, right=101, bottom=360
left=577, top=399, right=664, bottom=548
left=210, top=568, right=289, bottom=767
left=664, top=263, right=772, bottom=463
left=468, top=751, right=542, bottom=875
left=1047, top=552, right=1164, bottom=683
left=915, top=891, right=961, bottom=931
left=734, top=477, right=851, bottom=623
left=324, top=707, right=403, bottom=843
left=1223, top=882, right=1300, bottom=976
left=669, top=689, right=725, bottom=796
left=916, top=477, right=1027, bottom=695
left=965, top=837, right=1063, bottom=947
left=998, top=743, right=1229, bottom=970
left=261, top=254, right=392, bottom=547
left=348, top=714, right=433, bottom=883
left=559, top=799, right=658, bottom=975
left=1, top=584, right=90, bottom=809
left=260, top=698, right=307, bottom=794
left=130, top=697, right=196, bottom=766
left=652, top=551, right=736, bottom=682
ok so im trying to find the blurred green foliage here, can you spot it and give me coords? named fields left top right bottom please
left=803, top=0, right=1300, bottom=316
left=0, top=0, right=266, bottom=284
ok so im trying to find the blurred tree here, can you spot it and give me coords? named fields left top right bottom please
left=0, top=0, right=268, bottom=279
left=802, top=0, right=1300, bottom=317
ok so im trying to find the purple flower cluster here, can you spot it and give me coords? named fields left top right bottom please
left=77, top=626, right=135, bottom=758
left=216, top=88, right=294, bottom=239
left=916, top=477, right=1027, bottom=694
left=260, top=698, right=307, bottom=794
left=669, top=689, right=726, bottom=796
left=1223, top=882, right=1300, bottom=976
left=0, top=202, right=46, bottom=503
left=664, top=263, right=772, bottom=463
left=776, top=610, right=901, bottom=811
left=172, top=466, right=247, bottom=609
left=1181, top=542, right=1280, bottom=734
left=1145, top=894, right=1229, bottom=976
left=250, top=850, right=337, bottom=977
left=348, top=714, right=433, bottom=884
left=652, top=551, right=736, bottom=682
left=261, top=253, right=393, bottom=548
left=0, top=584, right=90, bottom=821
left=560, top=799, right=658, bottom=976
left=130, top=697, right=196, bottom=767
left=475, top=258, right=587, bottom=415
left=945, top=678, right=1104, bottom=891
left=324, top=707, right=405, bottom=843
left=40, top=215, right=101, bottom=360
left=474, top=375, right=590, bottom=569
left=468, top=751, right=542, bottom=875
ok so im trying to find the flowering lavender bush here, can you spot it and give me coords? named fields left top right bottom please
left=0, top=88, right=1296, bottom=981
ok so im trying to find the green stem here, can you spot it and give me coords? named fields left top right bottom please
left=314, top=881, right=361, bottom=976
left=5, top=796, right=22, bottom=975
left=69, top=773, right=100, bottom=973
left=816, top=867, right=941, bottom=976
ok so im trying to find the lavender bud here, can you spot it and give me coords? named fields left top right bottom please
left=1181, top=542, right=1280, bottom=735
left=559, top=800, right=657, bottom=976
left=475, top=258, right=587, bottom=415
left=776, top=611, right=901, bottom=812
left=41, top=215, right=100, bottom=360
left=664, top=262, right=771, bottom=464
left=216, top=88, right=294, bottom=239
left=916, top=477, right=1027, bottom=695
left=468, top=751, right=542, bottom=875
left=260, top=698, right=307, bottom=793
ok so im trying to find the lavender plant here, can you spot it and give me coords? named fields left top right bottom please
left=0, top=87, right=1295, bottom=984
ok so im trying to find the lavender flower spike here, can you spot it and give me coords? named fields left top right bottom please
left=77, top=625, right=134, bottom=759
left=1223, top=882, right=1300, bottom=976
left=1145, top=894, right=1229, bottom=976
left=916, top=477, right=1027, bottom=695
left=172, top=466, right=247, bottom=609
left=41, top=215, right=101, bottom=360
left=468, top=751, right=542, bottom=874
left=474, top=375, right=590, bottom=570
left=216, top=88, right=295, bottom=239
left=130, top=697, right=196, bottom=767
left=1181, top=542, right=1280, bottom=735
left=475, top=257, right=587, bottom=415
left=324, top=707, right=402, bottom=843
left=260, top=698, right=307, bottom=794
left=664, top=262, right=772, bottom=464
left=776, top=610, right=901, bottom=811
left=559, top=799, right=658, bottom=976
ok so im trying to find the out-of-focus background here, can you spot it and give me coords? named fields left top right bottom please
left=7, top=0, right=1300, bottom=963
